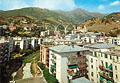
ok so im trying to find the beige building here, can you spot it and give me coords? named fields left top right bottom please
left=87, top=50, right=120, bottom=83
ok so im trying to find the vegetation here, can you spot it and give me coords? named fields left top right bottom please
left=23, top=50, right=40, bottom=64
left=85, top=12, right=120, bottom=36
left=37, top=62, right=58, bottom=83
left=43, top=69, right=59, bottom=83
left=37, top=62, right=45, bottom=70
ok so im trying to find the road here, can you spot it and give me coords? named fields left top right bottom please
left=22, top=63, right=33, bottom=79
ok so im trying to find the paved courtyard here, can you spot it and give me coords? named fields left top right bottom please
left=16, top=77, right=46, bottom=83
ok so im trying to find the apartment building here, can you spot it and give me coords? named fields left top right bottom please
left=87, top=50, right=120, bottom=83
left=84, top=43, right=115, bottom=52
left=108, top=37, right=120, bottom=46
left=40, top=44, right=52, bottom=67
left=49, top=45, right=90, bottom=83
left=31, top=38, right=39, bottom=49
left=0, top=42, right=9, bottom=63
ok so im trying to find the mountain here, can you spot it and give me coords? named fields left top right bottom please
left=0, top=7, right=73, bottom=24
left=54, top=8, right=105, bottom=23
left=84, top=12, right=120, bottom=36
left=0, top=7, right=105, bottom=24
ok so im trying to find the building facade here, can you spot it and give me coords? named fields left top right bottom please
left=49, top=45, right=90, bottom=83
left=87, top=50, right=120, bottom=83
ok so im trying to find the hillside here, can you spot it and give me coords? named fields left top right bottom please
left=0, top=7, right=73, bottom=25
left=85, top=12, right=120, bottom=36
left=0, top=7, right=105, bottom=24
left=54, top=8, right=105, bottom=23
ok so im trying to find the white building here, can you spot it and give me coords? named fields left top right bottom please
left=49, top=45, right=90, bottom=83
left=87, top=50, right=120, bottom=83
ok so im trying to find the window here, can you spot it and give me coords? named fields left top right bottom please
left=91, top=72, right=93, bottom=76
left=101, top=53, right=103, bottom=57
left=117, top=56, right=118, bottom=60
left=116, top=75, right=118, bottom=79
left=96, top=67, right=98, bottom=70
left=105, top=54, right=108, bottom=58
left=91, top=65, right=93, bottom=69
left=110, top=55, right=112, bottom=60
left=91, top=58, right=93, bottom=62
left=105, top=62, right=108, bottom=68
left=115, top=66, right=117, bottom=70
left=94, top=52, right=97, bottom=57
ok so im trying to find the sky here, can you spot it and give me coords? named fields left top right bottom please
left=0, top=0, right=120, bottom=14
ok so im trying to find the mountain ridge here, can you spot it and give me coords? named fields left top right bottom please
left=0, top=7, right=105, bottom=24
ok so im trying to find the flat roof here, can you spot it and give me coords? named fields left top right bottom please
left=72, top=77, right=92, bottom=83
left=84, top=43, right=114, bottom=49
left=49, top=45, right=88, bottom=53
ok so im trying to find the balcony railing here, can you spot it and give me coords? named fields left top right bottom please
left=99, top=72, right=114, bottom=82
left=99, top=65, right=112, bottom=72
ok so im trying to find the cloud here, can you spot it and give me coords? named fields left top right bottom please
left=98, top=5, right=104, bottom=9
left=0, top=0, right=76, bottom=11
left=110, top=1, right=120, bottom=6
left=0, top=0, right=29, bottom=10
left=33, top=0, right=76, bottom=10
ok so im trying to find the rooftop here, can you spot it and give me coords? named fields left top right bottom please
left=49, top=45, right=88, bottom=53
left=103, top=50, right=120, bottom=56
left=72, top=77, right=92, bottom=83
left=84, top=43, right=114, bottom=49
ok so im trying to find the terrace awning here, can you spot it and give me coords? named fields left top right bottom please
left=68, top=65, right=78, bottom=69
left=108, top=64, right=112, bottom=70
left=107, top=80, right=111, bottom=83
left=50, top=67, right=53, bottom=72
left=100, top=77, right=103, bottom=81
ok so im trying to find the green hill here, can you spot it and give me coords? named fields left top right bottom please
left=54, top=8, right=105, bottom=23
left=85, top=12, right=120, bottom=36
left=0, top=7, right=105, bottom=24
left=0, top=7, right=73, bottom=24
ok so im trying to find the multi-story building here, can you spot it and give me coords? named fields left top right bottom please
left=84, top=43, right=115, bottom=52
left=31, top=38, right=39, bottom=49
left=87, top=50, right=120, bottom=83
left=49, top=45, right=90, bottom=83
left=0, top=42, right=9, bottom=63
left=108, top=37, right=120, bottom=46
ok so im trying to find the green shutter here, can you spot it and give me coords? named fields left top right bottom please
left=94, top=52, right=97, bottom=57
left=101, top=53, right=103, bottom=57
left=105, top=54, right=108, bottom=58
left=91, top=72, right=93, bottom=76
left=110, top=55, right=112, bottom=59
left=91, top=58, right=93, bottom=62
left=105, top=62, right=108, bottom=68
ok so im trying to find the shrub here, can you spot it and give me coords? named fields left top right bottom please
left=43, top=69, right=58, bottom=83
left=37, top=62, right=45, bottom=70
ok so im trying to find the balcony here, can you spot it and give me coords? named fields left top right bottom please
left=99, top=65, right=112, bottom=72
left=68, top=65, right=78, bottom=69
left=51, top=59, right=56, bottom=64
left=52, top=55, right=56, bottom=59
left=99, top=72, right=114, bottom=82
